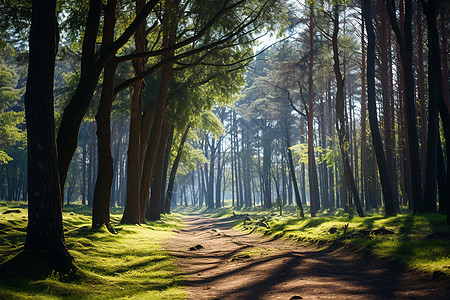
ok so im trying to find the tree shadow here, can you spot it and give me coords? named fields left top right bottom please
left=172, top=215, right=450, bottom=300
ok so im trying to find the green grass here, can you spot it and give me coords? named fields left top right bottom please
left=177, top=205, right=450, bottom=276
left=0, top=202, right=187, bottom=299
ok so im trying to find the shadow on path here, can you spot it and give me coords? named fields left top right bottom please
left=165, top=215, right=450, bottom=300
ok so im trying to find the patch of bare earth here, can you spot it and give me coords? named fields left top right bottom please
left=164, top=215, right=450, bottom=300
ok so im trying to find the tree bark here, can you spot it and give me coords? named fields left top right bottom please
left=138, top=0, right=176, bottom=222
left=385, top=0, right=423, bottom=212
left=92, top=0, right=117, bottom=232
left=307, top=4, right=320, bottom=216
left=332, top=3, right=364, bottom=217
left=263, top=121, right=272, bottom=209
left=360, top=6, right=369, bottom=210
left=416, top=4, right=427, bottom=172
left=422, top=0, right=450, bottom=219
left=285, top=123, right=304, bottom=217
left=161, top=124, right=174, bottom=213
left=165, top=123, right=191, bottom=213
left=56, top=0, right=159, bottom=200
left=378, top=0, right=396, bottom=208
left=121, top=0, right=147, bottom=224
left=24, top=0, right=72, bottom=271
left=147, top=121, right=171, bottom=221
left=216, top=137, right=224, bottom=208
left=82, top=137, right=87, bottom=205
left=57, top=0, right=102, bottom=201
left=364, top=0, right=397, bottom=216
left=207, top=137, right=215, bottom=209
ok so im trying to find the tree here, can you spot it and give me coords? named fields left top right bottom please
left=420, top=0, right=450, bottom=221
left=363, top=0, right=396, bottom=216
left=385, top=0, right=423, bottom=212
left=306, top=2, right=320, bottom=216
left=57, top=0, right=160, bottom=202
left=0, top=57, right=25, bottom=166
left=91, top=0, right=119, bottom=231
left=120, top=0, right=148, bottom=225
left=331, top=2, right=364, bottom=217
left=24, top=0, right=72, bottom=271
left=165, top=123, right=191, bottom=213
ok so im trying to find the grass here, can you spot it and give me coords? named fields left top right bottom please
left=0, top=201, right=187, bottom=299
left=2, top=201, right=449, bottom=298
left=174, top=204, right=450, bottom=276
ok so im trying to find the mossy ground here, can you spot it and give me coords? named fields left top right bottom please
left=2, top=201, right=449, bottom=298
left=175, top=205, right=450, bottom=276
left=0, top=201, right=186, bottom=299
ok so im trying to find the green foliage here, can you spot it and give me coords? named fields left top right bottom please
left=59, top=0, right=90, bottom=47
left=178, top=143, right=208, bottom=175
left=0, top=58, right=23, bottom=110
left=198, top=111, right=225, bottom=139
left=289, top=143, right=308, bottom=164
left=0, top=1, right=31, bottom=49
left=0, top=111, right=26, bottom=165
left=0, top=150, right=12, bottom=164
left=0, top=203, right=186, bottom=299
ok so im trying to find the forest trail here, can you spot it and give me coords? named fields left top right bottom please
left=164, top=215, right=450, bottom=300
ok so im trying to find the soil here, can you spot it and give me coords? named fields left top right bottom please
left=164, top=215, right=450, bottom=300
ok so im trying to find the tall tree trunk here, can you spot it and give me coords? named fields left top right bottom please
left=92, top=0, right=117, bottom=232
left=111, top=121, right=122, bottom=207
left=237, top=133, right=244, bottom=207
left=263, top=121, right=272, bottom=209
left=216, top=138, right=223, bottom=208
left=360, top=6, right=369, bottom=209
left=24, top=0, right=72, bottom=270
left=442, top=9, right=449, bottom=108
left=422, top=0, right=450, bottom=219
left=82, top=139, right=87, bottom=205
left=242, top=125, right=252, bottom=207
left=88, top=122, right=95, bottom=207
left=147, top=121, right=171, bottom=221
left=207, top=138, right=215, bottom=209
left=416, top=4, right=427, bottom=173
left=320, top=97, right=329, bottom=209
left=437, top=137, right=448, bottom=214
left=165, top=123, right=191, bottom=213
left=385, top=0, right=423, bottom=212
left=161, top=124, right=174, bottom=213
left=332, top=4, right=364, bottom=217
left=121, top=0, right=146, bottom=224
left=379, top=0, right=396, bottom=207
left=285, top=123, right=304, bottom=217
left=364, top=0, right=397, bottom=216
left=57, top=0, right=102, bottom=200
left=56, top=0, right=159, bottom=198
left=138, top=0, right=176, bottom=222
left=307, top=4, right=320, bottom=215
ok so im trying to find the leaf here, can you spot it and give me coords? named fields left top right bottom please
left=0, top=150, right=12, bottom=165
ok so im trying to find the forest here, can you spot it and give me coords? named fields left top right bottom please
left=0, top=0, right=449, bottom=298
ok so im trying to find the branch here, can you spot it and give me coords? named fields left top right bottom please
left=96, top=0, right=160, bottom=68
left=385, top=0, right=406, bottom=49
left=298, top=81, right=309, bottom=117
left=114, top=0, right=247, bottom=63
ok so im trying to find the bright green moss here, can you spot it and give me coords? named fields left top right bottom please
left=0, top=202, right=187, bottom=299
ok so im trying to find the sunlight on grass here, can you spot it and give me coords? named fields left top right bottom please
left=0, top=202, right=186, bottom=299
left=187, top=204, right=450, bottom=276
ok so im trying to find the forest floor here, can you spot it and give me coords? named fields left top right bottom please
left=165, top=215, right=450, bottom=300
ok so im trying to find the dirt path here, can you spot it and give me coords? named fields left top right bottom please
left=164, top=215, right=450, bottom=299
